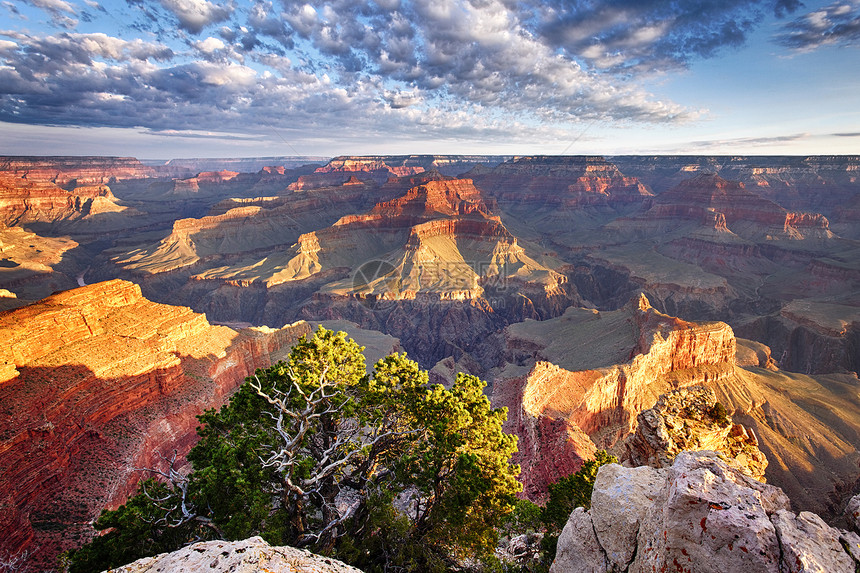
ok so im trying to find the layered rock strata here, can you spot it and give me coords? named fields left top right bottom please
left=0, top=280, right=311, bottom=569
left=550, top=451, right=860, bottom=573
left=610, top=155, right=860, bottom=233
left=494, top=294, right=737, bottom=499
left=0, top=156, right=156, bottom=187
left=492, top=295, right=860, bottom=515
left=473, top=155, right=653, bottom=209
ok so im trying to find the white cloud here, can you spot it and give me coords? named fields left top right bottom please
left=159, top=0, right=234, bottom=33
left=28, top=0, right=75, bottom=14
left=195, top=36, right=225, bottom=53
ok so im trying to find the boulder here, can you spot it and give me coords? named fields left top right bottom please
left=551, top=451, right=860, bottom=573
left=550, top=507, right=609, bottom=573
left=771, top=510, right=856, bottom=572
left=590, top=464, right=666, bottom=569
left=105, top=536, right=363, bottom=573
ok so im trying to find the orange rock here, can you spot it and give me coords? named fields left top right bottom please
left=0, top=280, right=311, bottom=569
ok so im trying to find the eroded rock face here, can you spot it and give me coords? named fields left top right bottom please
left=0, top=280, right=311, bottom=569
left=624, top=386, right=768, bottom=481
left=494, top=295, right=738, bottom=499
left=108, top=536, right=363, bottom=573
left=473, top=155, right=653, bottom=209
left=551, top=452, right=860, bottom=573
left=0, top=156, right=156, bottom=187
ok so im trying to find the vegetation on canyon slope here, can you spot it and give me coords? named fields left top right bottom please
left=65, top=327, right=523, bottom=573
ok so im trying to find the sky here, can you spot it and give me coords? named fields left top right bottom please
left=0, top=0, right=858, bottom=158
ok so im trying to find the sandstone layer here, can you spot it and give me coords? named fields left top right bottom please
left=550, top=451, right=860, bottom=573
left=0, top=280, right=311, bottom=569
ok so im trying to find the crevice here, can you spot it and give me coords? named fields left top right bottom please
left=771, top=514, right=786, bottom=572
left=838, top=535, right=860, bottom=573
left=587, top=511, right=616, bottom=573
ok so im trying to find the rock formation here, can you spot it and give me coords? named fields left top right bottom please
left=611, top=155, right=860, bottom=236
left=109, top=536, right=363, bottom=573
left=550, top=451, right=860, bottom=573
left=624, top=386, right=768, bottom=481
left=108, top=173, right=577, bottom=366
left=491, top=294, right=860, bottom=516
left=473, top=155, right=653, bottom=210
left=623, top=173, right=834, bottom=242
left=0, top=177, right=134, bottom=226
left=0, top=224, right=79, bottom=303
left=0, top=156, right=156, bottom=187
left=493, top=294, right=737, bottom=499
left=0, top=280, right=311, bottom=569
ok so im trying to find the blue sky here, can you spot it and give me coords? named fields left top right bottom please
left=0, top=0, right=858, bottom=158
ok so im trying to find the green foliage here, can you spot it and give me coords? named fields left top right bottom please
left=503, top=499, right=544, bottom=534
left=710, top=402, right=731, bottom=426
left=66, top=326, right=522, bottom=573
left=542, top=450, right=617, bottom=531
left=63, top=480, right=204, bottom=573
left=401, top=372, right=521, bottom=557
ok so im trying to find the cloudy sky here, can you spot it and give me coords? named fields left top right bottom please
left=0, top=0, right=858, bottom=158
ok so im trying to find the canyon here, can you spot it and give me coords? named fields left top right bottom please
left=1, top=154, right=859, bottom=569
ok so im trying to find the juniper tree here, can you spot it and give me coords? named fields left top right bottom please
left=66, top=327, right=521, bottom=573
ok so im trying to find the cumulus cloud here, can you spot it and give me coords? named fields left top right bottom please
left=776, top=1, right=860, bottom=50
left=22, top=0, right=78, bottom=28
left=0, top=0, right=840, bottom=148
left=157, top=0, right=234, bottom=33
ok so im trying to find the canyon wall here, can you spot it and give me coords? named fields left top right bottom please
left=0, top=280, right=311, bottom=569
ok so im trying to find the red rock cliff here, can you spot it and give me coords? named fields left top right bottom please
left=0, top=280, right=311, bottom=568
left=494, top=294, right=737, bottom=499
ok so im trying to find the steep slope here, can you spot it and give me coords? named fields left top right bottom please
left=0, top=280, right=311, bottom=569
left=491, top=295, right=860, bottom=516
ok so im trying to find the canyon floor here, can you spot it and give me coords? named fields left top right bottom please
left=1, top=154, right=859, bottom=569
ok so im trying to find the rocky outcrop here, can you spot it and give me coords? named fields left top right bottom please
left=493, top=295, right=860, bottom=514
left=0, top=179, right=133, bottom=225
left=0, top=225, right=79, bottom=301
left=316, top=154, right=510, bottom=176
left=0, top=280, right=311, bottom=569
left=494, top=295, right=738, bottom=499
left=109, top=536, right=363, bottom=573
left=624, top=386, right=768, bottom=481
left=550, top=451, right=860, bottom=573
